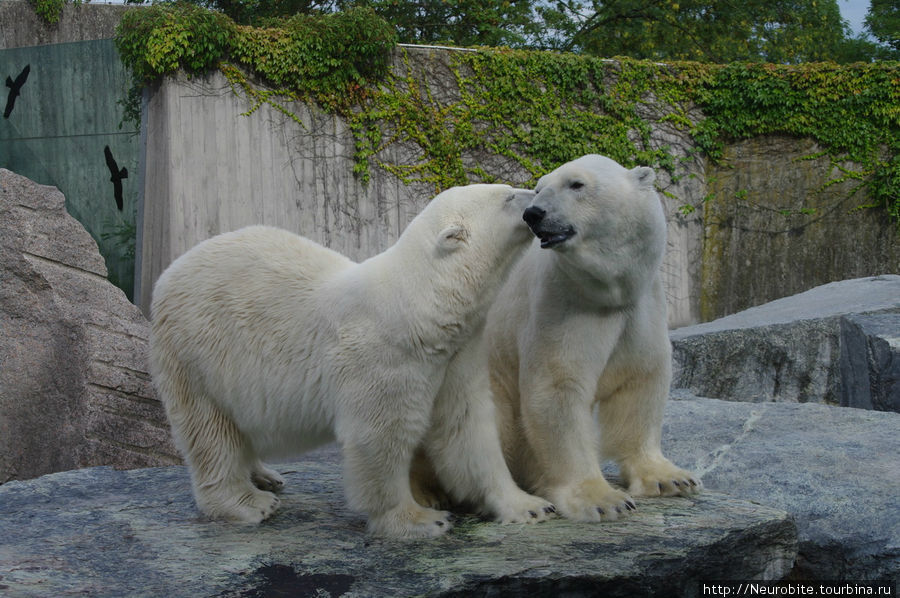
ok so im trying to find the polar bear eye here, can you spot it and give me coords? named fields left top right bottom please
left=570, top=181, right=584, bottom=190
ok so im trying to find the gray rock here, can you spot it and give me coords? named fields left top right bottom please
left=840, top=314, right=900, bottom=412
left=0, top=169, right=178, bottom=483
left=0, top=445, right=796, bottom=598
left=670, top=276, right=900, bottom=407
left=664, top=393, right=900, bottom=580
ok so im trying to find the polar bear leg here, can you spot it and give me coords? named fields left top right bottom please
left=409, top=448, right=449, bottom=509
left=519, top=360, right=635, bottom=522
left=597, top=367, right=701, bottom=497
left=167, top=388, right=280, bottom=523
left=343, top=438, right=452, bottom=538
left=423, top=343, right=556, bottom=524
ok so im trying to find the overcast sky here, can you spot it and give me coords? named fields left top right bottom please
left=840, top=0, right=871, bottom=37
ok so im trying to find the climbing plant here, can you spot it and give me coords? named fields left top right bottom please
left=29, top=0, right=82, bottom=24
left=350, top=50, right=701, bottom=187
left=114, top=3, right=900, bottom=224
left=693, top=61, right=900, bottom=221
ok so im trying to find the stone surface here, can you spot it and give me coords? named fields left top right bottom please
left=670, top=276, right=900, bottom=406
left=663, top=393, right=900, bottom=581
left=0, top=444, right=796, bottom=598
left=839, top=314, right=900, bottom=412
left=0, top=169, right=178, bottom=483
left=2, top=392, right=896, bottom=592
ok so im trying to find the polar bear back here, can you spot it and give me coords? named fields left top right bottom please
left=151, top=226, right=354, bottom=455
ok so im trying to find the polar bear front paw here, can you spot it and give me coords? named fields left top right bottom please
left=368, top=504, right=453, bottom=539
left=621, top=458, right=702, bottom=497
left=490, top=489, right=557, bottom=524
left=549, top=478, right=636, bottom=522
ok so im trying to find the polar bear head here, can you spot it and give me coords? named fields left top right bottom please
left=407, top=183, right=536, bottom=282
left=387, top=183, right=536, bottom=343
left=523, top=154, right=667, bottom=300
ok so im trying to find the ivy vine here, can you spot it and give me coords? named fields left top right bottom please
left=694, top=61, right=900, bottom=222
left=114, top=3, right=900, bottom=225
left=29, top=0, right=82, bottom=25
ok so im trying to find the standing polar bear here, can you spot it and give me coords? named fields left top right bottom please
left=486, top=154, right=701, bottom=521
left=150, top=184, right=554, bottom=538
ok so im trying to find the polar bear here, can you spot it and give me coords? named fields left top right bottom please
left=486, top=155, right=701, bottom=522
left=150, top=184, right=554, bottom=538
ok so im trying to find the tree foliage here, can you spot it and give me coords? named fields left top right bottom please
left=119, top=0, right=899, bottom=63
left=124, top=0, right=340, bottom=24
left=548, top=0, right=847, bottom=63
left=866, top=0, right=900, bottom=53
left=349, top=0, right=541, bottom=48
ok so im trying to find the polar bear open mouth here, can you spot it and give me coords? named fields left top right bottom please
left=533, top=225, right=577, bottom=249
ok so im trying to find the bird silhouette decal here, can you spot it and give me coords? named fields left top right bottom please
left=4, top=64, right=30, bottom=119
left=104, top=146, right=128, bottom=211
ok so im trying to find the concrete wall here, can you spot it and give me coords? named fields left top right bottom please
left=701, top=137, right=900, bottom=322
left=138, top=63, right=898, bottom=326
left=138, top=69, right=433, bottom=310
left=0, top=1, right=127, bottom=49
left=137, top=57, right=711, bottom=326
left=1, top=1, right=895, bottom=326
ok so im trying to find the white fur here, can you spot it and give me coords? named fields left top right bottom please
left=150, top=184, right=546, bottom=537
left=486, top=155, right=701, bottom=522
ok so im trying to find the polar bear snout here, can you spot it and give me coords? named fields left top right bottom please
left=523, top=205, right=546, bottom=227
left=523, top=205, right=577, bottom=249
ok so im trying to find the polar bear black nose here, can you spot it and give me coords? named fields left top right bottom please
left=523, top=206, right=546, bottom=227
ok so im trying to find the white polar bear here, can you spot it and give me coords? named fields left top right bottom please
left=486, top=155, right=701, bottom=522
left=150, top=184, right=554, bottom=538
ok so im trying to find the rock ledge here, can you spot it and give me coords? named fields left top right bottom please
left=0, top=446, right=795, bottom=598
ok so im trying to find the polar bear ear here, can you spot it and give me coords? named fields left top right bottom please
left=632, top=166, right=656, bottom=188
left=437, top=224, right=469, bottom=251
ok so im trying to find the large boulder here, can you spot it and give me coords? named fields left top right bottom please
left=670, top=276, right=900, bottom=409
left=0, top=169, right=178, bottom=483
left=3, top=391, right=897, bottom=593
left=839, top=313, right=900, bottom=412
left=663, top=393, right=900, bottom=580
left=0, top=444, right=796, bottom=597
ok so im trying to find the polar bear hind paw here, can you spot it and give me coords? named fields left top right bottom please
left=368, top=504, right=453, bottom=539
left=201, top=487, right=281, bottom=524
left=549, top=478, right=636, bottom=522
left=251, top=464, right=286, bottom=493
left=622, top=459, right=702, bottom=497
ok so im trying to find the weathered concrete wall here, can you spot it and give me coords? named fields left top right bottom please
left=137, top=58, right=897, bottom=327
left=137, top=56, right=710, bottom=326
left=0, top=1, right=894, bottom=325
left=137, top=68, right=435, bottom=312
left=701, top=137, right=900, bottom=322
left=0, top=0, right=127, bottom=49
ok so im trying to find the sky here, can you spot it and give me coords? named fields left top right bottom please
left=839, top=0, right=871, bottom=37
